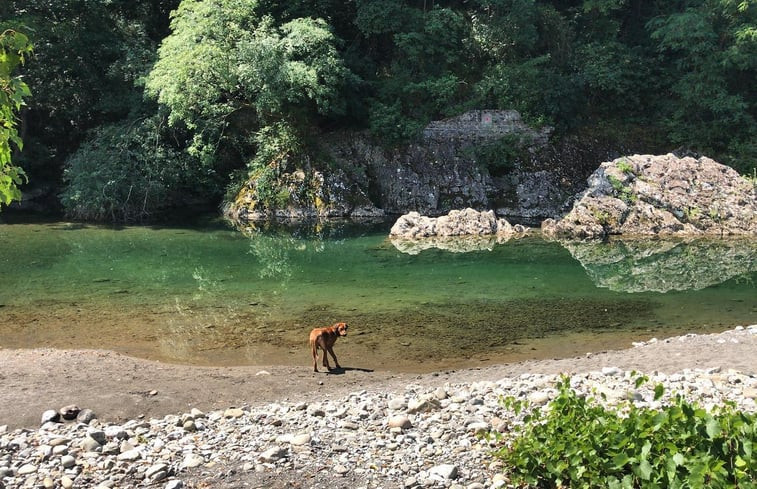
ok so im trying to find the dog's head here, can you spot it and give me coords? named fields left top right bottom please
left=334, top=322, right=348, bottom=336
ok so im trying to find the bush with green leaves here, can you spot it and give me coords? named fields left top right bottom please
left=61, top=116, right=213, bottom=222
left=495, top=376, right=756, bottom=488
left=146, top=1, right=353, bottom=169
left=0, top=29, right=32, bottom=208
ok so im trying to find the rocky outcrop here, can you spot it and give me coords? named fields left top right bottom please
left=324, top=110, right=567, bottom=219
left=541, top=154, right=757, bottom=239
left=562, top=238, right=757, bottom=293
left=224, top=168, right=384, bottom=222
left=389, top=208, right=526, bottom=239
left=388, top=208, right=531, bottom=254
left=225, top=110, right=606, bottom=223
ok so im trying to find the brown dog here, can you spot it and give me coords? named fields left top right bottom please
left=309, top=322, right=348, bottom=372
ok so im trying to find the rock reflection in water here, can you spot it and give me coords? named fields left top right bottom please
left=390, top=234, right=516, bottom=254
left=561, top=238, right=757, bottom=293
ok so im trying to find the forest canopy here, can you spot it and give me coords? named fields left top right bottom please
left=2, top=0, right=756, bottom=221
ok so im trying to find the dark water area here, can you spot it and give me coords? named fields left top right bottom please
left=0, top=216, right=755, bottom=371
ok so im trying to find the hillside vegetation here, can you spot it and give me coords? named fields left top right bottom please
left=2, top=0, right=755, bottom=221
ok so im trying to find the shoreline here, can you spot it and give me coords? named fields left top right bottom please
left=1, top=326, right=756, bottom=431
left=0, top=326, right=755, bottom=489
left=0, top=326, right=755, bottom=488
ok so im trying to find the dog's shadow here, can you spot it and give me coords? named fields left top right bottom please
left=325, top=366, right=374, bottom=375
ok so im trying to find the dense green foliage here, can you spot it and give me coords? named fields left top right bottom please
left=1, top=0, right=175, bottom=190
left=1, top=0, right=755, bottom=220
left=0, top=29, right=32, bottom=208
left=496, top=376, right=757, bottom=488
left=144, top=0, right=353, bottom=190
left=60, top=114, right=216, bottom=221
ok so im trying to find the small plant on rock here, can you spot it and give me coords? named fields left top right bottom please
left=608, top=174, right=637, bottom=204
left=617, top=159, right=635, bottom=175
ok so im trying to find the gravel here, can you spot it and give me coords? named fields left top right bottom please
left=2, top=326, right=756, bottom=489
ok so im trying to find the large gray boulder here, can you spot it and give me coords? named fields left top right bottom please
left=542, top=154, right=757, bottom=239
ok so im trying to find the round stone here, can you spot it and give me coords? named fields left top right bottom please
left=59, top=405, right=81, bottom=420
left=259, top=447, right=287, bottom=462
left=290, top=433, right=311, bottom=446
left=388, top=398, right=407, bottom=410
left=224, top=408, right=245, bottom=418
left=388, top=415, right=412, bottom=429
left=18, top=463, right=37, bottom=475
left=61, top=455, right=76, bottom=469
left=76, top=409, right=97, bottom=424
left=41, top=410, right=60, bottom=425
left=181, top=454, right=204, bottom=469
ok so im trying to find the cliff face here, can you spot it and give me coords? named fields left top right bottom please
left=323, top=110, right=571, bottom=220
left=225, top=110, right=612, bottom=223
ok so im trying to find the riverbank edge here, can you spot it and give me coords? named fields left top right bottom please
left=1, top=326, right=756, bottom=488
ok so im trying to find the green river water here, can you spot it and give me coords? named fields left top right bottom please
left=0, top=217, right=755, bottom=371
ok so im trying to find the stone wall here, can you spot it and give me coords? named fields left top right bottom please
left=422, top=110, right=550, bottom=146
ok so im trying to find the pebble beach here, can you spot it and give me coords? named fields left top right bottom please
left=2, top=326, right=756, bottom=489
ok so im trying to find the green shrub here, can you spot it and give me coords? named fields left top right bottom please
left=61, top=116, right=213, bottom=222
left=495, top=376, right=756, bottom=488
left=616, top=159, right=634, bottom=175
left=469, top=133, right=532, bottom=176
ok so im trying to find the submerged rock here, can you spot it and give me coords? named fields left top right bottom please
left=541, top=154, right=757, bottom=239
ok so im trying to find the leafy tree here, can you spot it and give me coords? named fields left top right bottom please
left=0, top=0, right=177, bottom=195
left=5, top=0, right=757, bottom=220
left=0, top=29, right=32, bottom=208
left=471, top=1, right=585, bottom=128
left=355, top=2, right=473, bottom=141
left=146, top=0, right=355, bottom=178
left=648, top=0, right=757, bottom=173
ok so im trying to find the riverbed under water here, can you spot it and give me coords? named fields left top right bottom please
left=0, top=217, right=755, bottom=372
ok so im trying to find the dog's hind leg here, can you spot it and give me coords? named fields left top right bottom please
left=326, top=346, right=340, bottom=370
left=317, top=339, right=331, bottom=370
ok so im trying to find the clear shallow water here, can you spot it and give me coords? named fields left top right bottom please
left=0, top=217, right=755, bottom=370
